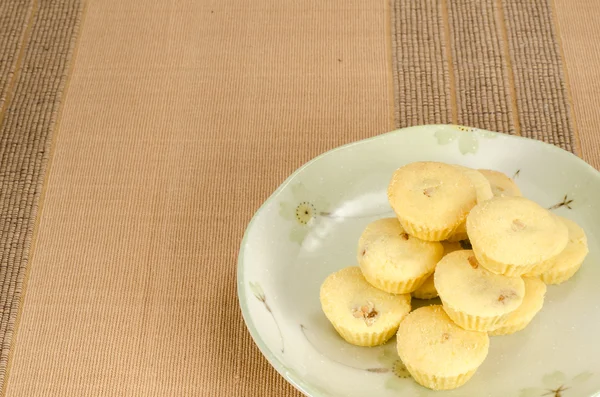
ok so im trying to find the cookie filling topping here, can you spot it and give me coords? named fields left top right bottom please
left=352, top=302, right=379, bottom=326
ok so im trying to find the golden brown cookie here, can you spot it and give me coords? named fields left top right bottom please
left=320, top=267, right=411, bottom=346
left=388, top=162, right=477, bottom=241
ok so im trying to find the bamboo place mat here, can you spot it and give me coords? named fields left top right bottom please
left=0, top=0, right=598, bottom=396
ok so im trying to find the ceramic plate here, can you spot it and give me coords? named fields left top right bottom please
left=237, top=125, right=600, bottom=397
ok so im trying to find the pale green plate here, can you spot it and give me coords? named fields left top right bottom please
left=237, top=125, right=600, bottom=397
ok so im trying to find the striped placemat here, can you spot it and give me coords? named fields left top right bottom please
left=0, top=0, right=596, bottom=395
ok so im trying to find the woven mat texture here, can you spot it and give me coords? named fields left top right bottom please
left=0, top=0, right=598, bottom=395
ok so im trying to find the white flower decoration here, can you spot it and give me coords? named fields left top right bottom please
left=434, top=125, right=497, bottom=155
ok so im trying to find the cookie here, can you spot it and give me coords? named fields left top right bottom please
left=538, top=216, right=589, bottom=284
left=478, top=169, right=522, bottom=197
left=453, top=165, right=494, bottom=203
left=358, top=218, right=444, bottom=294
left=466, top=196, right=569, bottom=276
left=388, top=162, right=477, bottom=241
left=434, top=250, right=525, bottom=331
left=320, top=267, right=411, bottom=346
left=447, top=166, right=493, bottom=242
left=396, top=305, right=489, bottom=390
left=489, top=277, right=546, bottom=336
left=522, top=214, right=577, bottom=278
left=447, top=221, right=468, bottom=242
left=412, top=241, right=462, bottom=300
left=441, top=240, right=463, bottom=255
left=410, top=274, right=437, bottom=300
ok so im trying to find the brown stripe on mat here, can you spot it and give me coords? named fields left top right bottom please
left=391, top=0, right=453, bottom=127
left=0, top=1, right=35, bottom=111
left=390, top=0, right=578, bottom=152
left=0, top=0, right=84, bottom=390
left=447, top=0, right=517, bottom=134
left=502, top=0, right=577, bottom=152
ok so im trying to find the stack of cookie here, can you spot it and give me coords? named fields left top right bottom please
left=319, top=161, right=589, bottom=391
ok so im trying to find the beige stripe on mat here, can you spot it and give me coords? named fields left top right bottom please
left=4, top=0, right=389, bottom=395
left=554, top=0, right=600, bottom=169
left=0, top=0, right=83, bottom=391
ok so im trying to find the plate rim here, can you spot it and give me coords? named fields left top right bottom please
left=236, top=124, right=600, bottom=397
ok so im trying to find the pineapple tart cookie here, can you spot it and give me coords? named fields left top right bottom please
left=320, top=267, right=411, bottom=346
left=396, top=305, right=490, bottom=390
left=478, top=169, right=522, bottom=197
left=467, top=196, right=568, bottom=276
left=490, top=277, right=547, bottom=336
left=453, top=165, right=494, bottom=204
left=538, top=216, right=589, bottom=284
left=447, top=166, right=493, bottom=242
left=412, top=240, right=462, bottom=300
left=358, top=218, right=444, bottom=294
left=446, top=221, right=469, bottom=243
left=434, top=250, right=525, bottom=331
left=388, top=162, right=477, bottom=241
